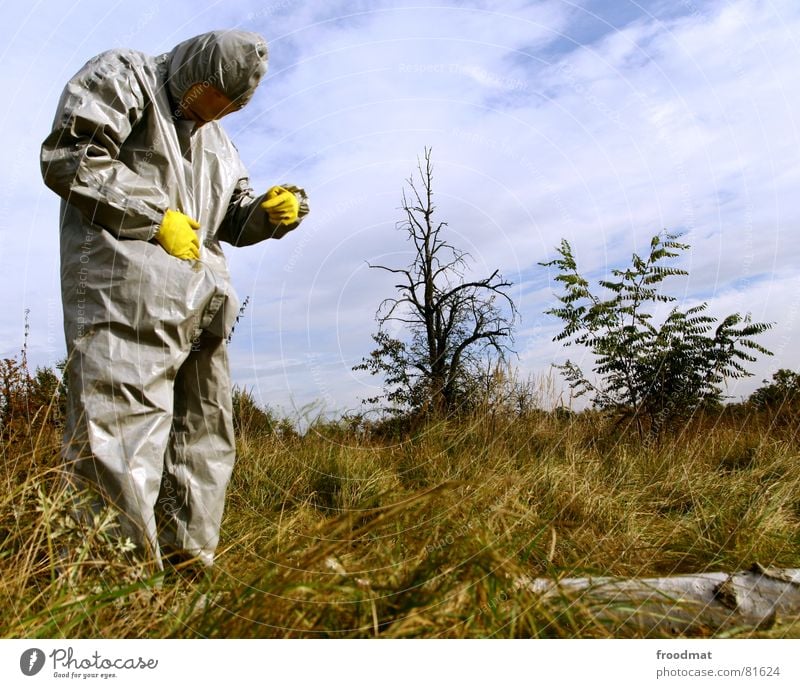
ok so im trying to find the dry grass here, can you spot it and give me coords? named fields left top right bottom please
left=1, top=399, right=799, bottom=638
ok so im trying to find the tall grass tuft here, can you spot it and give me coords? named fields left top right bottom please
left=1, top=356, right=799, bottom=638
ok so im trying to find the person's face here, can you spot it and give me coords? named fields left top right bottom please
left=179, top=82, right=241, bottom=125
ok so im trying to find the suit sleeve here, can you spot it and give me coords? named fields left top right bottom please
left=216, top=150, right=309, bottom=247
left=40, top=52, right=169, bottom=240
left=217, top=177, right=308, bottom=246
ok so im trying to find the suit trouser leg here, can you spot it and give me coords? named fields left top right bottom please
left=156, top=330, right=236, bottom=568
left=62, top=323, right=185, bottom=571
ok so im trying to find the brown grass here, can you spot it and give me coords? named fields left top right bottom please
left=2, top=384, right=798, bottom=639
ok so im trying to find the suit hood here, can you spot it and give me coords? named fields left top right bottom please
left=166, top=30, right=268, bottom=108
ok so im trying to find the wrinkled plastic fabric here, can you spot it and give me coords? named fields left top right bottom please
left=40, top=30, right=308, bottom=570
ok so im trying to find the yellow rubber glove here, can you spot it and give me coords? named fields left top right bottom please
left=155, top=209, right=200, bottom=260
left=261, top=186, right=300, bottom=225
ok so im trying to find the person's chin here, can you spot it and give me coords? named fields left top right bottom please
left=181, top=108, right=209, bottom=126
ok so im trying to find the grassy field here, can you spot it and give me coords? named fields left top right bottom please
left=1, top=389, right=799, bottom=638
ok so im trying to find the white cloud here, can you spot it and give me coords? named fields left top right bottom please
left=2, top=0, right=799, bottom=413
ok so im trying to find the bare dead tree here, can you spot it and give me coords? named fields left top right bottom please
left=354, top=148, right=517, bottom=415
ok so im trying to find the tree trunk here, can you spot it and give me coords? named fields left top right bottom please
left=518, top=563, right=800, bottom=634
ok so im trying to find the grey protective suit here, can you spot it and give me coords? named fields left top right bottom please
left=40, top=30, right=308, bottom=570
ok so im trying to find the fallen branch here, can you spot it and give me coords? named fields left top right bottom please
left=519, top=563, right=800, bottom=635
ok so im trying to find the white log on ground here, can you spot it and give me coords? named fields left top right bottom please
left=518, top=563, right=800, bottom=634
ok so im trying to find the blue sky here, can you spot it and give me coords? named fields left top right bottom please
left=2, top=0, right=799, bottom=420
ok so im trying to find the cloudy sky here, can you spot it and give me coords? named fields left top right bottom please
left=2, top=0, right=799, bottom=420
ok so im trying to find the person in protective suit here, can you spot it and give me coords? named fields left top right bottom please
left=40, top=30, right=308, bottom=573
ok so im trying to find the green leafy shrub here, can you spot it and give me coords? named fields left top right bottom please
left=541, top=232, right=773, bottom=437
